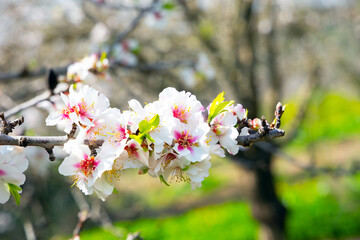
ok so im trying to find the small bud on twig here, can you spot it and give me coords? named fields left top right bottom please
left=46, top=147, right=56, bottom=161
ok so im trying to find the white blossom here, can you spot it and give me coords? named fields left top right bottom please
left=0, top=147, right=28, bottom=204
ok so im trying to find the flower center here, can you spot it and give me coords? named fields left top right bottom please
left=78, top=99, right=95, bottom=121
left=172, top=105, right=190, bottom=124
left=125, top=143, right=139, bottom=159
left=61, top=105, right=76, bottom=119
left=114, top=125, right=127, bottom=143
left=79, top=154, right=99, bottom=177
left=174, top=130, right=198, bottom=152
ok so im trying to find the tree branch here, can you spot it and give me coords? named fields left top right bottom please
left=0, top=128, right=285, bottom=151
left=0, top=135, right=68, bottom=148
left=236, top=129, right=285, bottom=147
left=107, top=0, right=159, bottom=55
left=0, top=66, right=68, bottom=83
left=4, top=91, right=52, bottom=118
left=87, top=0, right=148, bottom=11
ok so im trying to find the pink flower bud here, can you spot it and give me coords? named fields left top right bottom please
left=250, top=118, right=262, bottom=130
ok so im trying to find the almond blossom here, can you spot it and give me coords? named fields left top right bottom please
left=158, top=87, right=205, bottom=126
left=0, top=146, right=28, bottom=204
left=46, top=84, right=110, bottom=133
left=208, top=110, right=239, bottom=155
left=59, top=141, right=114, bottom=200
left=172, top=123, right=210, bottom=163
left=67, top=54, right=109, bottom=83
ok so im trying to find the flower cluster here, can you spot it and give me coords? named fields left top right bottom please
left=45, top=84, right=248, bottom=201
left=66, top=53, right=109, bottom=83
left=0, top=146, right=28, bottom=204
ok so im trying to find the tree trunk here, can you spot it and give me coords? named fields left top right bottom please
left=233, top=144, right=287, bottom=240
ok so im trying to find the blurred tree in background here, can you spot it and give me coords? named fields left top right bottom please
left=0, top=0, right=360, bottom=239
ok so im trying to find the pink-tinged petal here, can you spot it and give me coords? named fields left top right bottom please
left=11, top=150, right=28, bottom=173
left=188, top=146, right=194, bottom=154
left=222, top=111, right=237, bottom=126
left=0, top=181, right=10, bottom=204
left=177, top=144, right=185, bottom=152
left=59, top=156, right=80, bottom=176
left=0, top=165, right=26, bottom=185
left=0, top=169, right=6, bottom=176
left=174, top=130, right=182, bottom=140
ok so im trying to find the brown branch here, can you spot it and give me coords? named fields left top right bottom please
left=0, top=134, right=68, bottom=148
left=4, top=91, right=52, bottom=118
left=0, top=127, right=285, bottom=150
left=71, top=210, right=90, bottom=239
left=107, top=0, right=159, bottom=55
left=236, top=129, right=285, bottom=147
left=87, top=0, right=147, bottom=11
left=0, top=66, right=68, bottom=83
left=0, top=113, right=24, bottom=134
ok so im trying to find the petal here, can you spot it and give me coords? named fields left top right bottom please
left=58, top=156, right=80, bottom=176
left=0, top=164, right=26, bottom=186
left=0, top=181, right=10, bottom=204
left=45, top=112, right=63, bottom=126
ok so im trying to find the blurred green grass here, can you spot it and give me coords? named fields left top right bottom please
left=282, top=91, right=360, bottom=147
left=77, top=174, right=360, bottom=240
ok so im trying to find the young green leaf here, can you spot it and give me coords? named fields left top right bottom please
left=8, top=183, right=21, bottom=205
left=159, top=175, right=170, bottom=186
left=129, top=134, right=143, bottom=145
left=139, top=120, right=151, bottom=133
left=148, top=114, right=160, bottom=131
left=162, top=2, right=176, bottom=10
left=145, top=133, right=155, bottom=143
left=100, top=52, right=107, bottom=63
left=209, top=92, right=225, bottom=120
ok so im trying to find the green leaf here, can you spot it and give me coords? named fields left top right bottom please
left=148, top=114, right=160, bottom=131
left=8, top=183, right=21, bottom=205
left=113, top=188, right=119, bottom=194
left=131, top=46, right=141, bottom=55
left=129, top=134, right=143, bottom=145
left=209, top=92, right=225, bottom=119
left=208, top=92, right=235, bottom=123
left=182, top=165, right=190, bottom=171
left=139, top=120, right=151, bottom=133
left=100, top=52, right=107, bottom=63
left=159, top=175, right=170, bottom=186
left=162, top=2, right=176, bottom=10
left=145, top=133, right=155, bottom=143
left=138, top=114, right=160, bottom=134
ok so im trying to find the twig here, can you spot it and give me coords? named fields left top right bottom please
left=23, top=220, right=36, bottom=240
left=0, top=113, right=24, bottom=134
left=46, top=147, right=56, bottom=161
left=126, top=232, right=143, bottom=240
left=0, top=134, right=68, bottom=148
left=111, top=60, right=195, bottom=71
left=107, top=0, right=159, bottom=55
left=87, top=0, right=147, bottom=11
left=4, top=91, right=52, bottom=118
left=0, top=65, right=68, bottom=83
left=236, top=129, right=285, bottom=147
left=72, top=210, right=89, bottom=239
left=0, top=129, right=284, bottom=150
